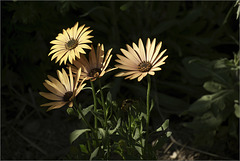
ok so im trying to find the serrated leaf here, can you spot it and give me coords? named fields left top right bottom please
left=70, top=129, right=91, bottom=144
left=90, top=147, right=99, bottom=161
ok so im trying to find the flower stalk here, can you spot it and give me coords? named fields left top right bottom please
left=145, top=74, right=151, bottom=157
left=98, top=79, right=110, bottom=159
left=90, top=81, right=98, bottom=129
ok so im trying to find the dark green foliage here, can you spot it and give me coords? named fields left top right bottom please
left=1, top=1, right=239, bottom=160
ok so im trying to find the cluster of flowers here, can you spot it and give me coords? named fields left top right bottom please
left=39, top=22, right=168, bottom=112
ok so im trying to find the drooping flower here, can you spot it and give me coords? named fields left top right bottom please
left=69, top=43, right=115, bottom=81
left=49, top=22, right=93, bottom=65
left=115, top=38, right=168, bottom=81
left=39, top=67, right=86, bottom=111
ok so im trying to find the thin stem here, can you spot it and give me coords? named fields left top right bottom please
left=97, top=79, right=109, bottom=159
left=90, top=81, right=98, bottom=129
left=145, top=74, right=151, bottom=157
left=85, top=132, right=92, bottom=152
left=73, top=103, right=94, bottom=132
left=128, top=107, right=132, bottom=147
left=97, top=79, right=107, bottom=127
left=72, top=100, right=99, bottom=147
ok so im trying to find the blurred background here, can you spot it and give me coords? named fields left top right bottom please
left=1, top=1, right=239, bottom=160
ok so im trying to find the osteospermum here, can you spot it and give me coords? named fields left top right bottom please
left=49, top=22, right=93, bottom=65
left=115, top=38, right=168, bottom=81
left=69, top=43, right=115, bottom=81
left=39, top=67, right=86, bottom=111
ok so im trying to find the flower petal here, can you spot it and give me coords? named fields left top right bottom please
left=46, top=101, right=68, bottom=111
left=39, top=92, right=62, bottom=101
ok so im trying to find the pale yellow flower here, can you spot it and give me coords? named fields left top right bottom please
left=115, top=38, right=168, bottom=81
left=69, top=43, right=115, bottom=81
left=49, top=22, right=93, bottom=65
left=39, top=67, right=86, bottom=111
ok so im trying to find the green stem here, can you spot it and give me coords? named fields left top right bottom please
left=145, top=74, right=151, bottom=158
left=73, top=100, right=99, bottom=147
left=97, top=79, right=109, bottom=159
left=128, top=107, right=132, bottom=147
left=85, top=132, right=92, bottom=152
left=90, top=81, right=98, bottom=129
left=73, top=103, right=94, bottom=132
left=98, top=79, right=107, bottom=127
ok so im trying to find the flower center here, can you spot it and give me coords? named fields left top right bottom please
left=138, top=61, right=152, bottom=72
left=65, top=39, right=78, bottom=50
left=88, top=68, right=102, bottom=78
left=63, top=91, right=73, bottom=102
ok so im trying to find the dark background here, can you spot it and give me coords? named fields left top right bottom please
left=1, top=1, right=239, bottom=160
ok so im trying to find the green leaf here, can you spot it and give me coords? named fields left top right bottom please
left=156, top=119, right=169, bottom=132
left=140, top=112, right=147, bottom=121
left=234, top=102, right=240, bottom=118
left=79, top=144, right=88, bottom=154
left=213, top=58, right=228, bottom=69
left=135, top=145, right=143, bottom=156
left=82, top=87, right=92, bottom=90
left=97, top=97, right=102, bottom=106
left=151, top=19, right=178, bottom=35
left=183, top=112, right=223, bottom=130
left=186, top=90, right=232, bottom=116
left=150, top=99, right=154, bottom=112
left=109, top=118, right=121, bottom=135
left=211, top=98, right=226, bottom=117
left=152, top=135, right=168, bottom=150
left=235, top=0, right=240, bottom=19
left=70, top=129, right=91, bottom=144
left=203, top=81, right=223, bottom=93
left=90, top=110, right=105, bottom=126
left=98, top=128, right=106, bottom=139
left=133, top=128, right=140, bottom=140
left=120, top=1, right=133, bottom=11
left=90, top=147, right=99, bottom=161
left=78, top=105, right=94, bottom=119
left=182, top=57, right=212, bottom=79
left=166, top=131, right=172, bottom=137
left=96, top=83, right=112, bottom=94
left=107, top=91, right=112, bottom=104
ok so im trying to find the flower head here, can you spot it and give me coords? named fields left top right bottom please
left=69, top=43, right=115, bottom=81
left=49, top=22, right=93, bottom=65
left=115, top=38, right=168, bottom=81
left=39, top=67, right=86, bottom=111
